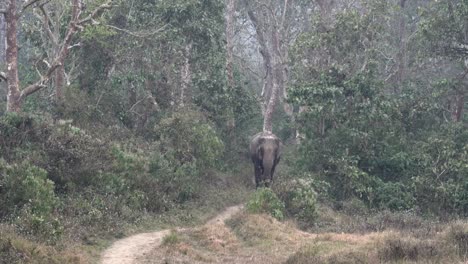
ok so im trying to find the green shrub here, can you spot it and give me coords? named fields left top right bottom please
left=44, top=123, right=112, bottom=189
left=162, top=231, right=180, bottom=246
left=155, top=110, right=224, bottom=170
left=0, top=161, right=58, bottom=217
left=275, top=178, right=318, bottom=223
left=148, top=151, right=199, bottom=205
left=0, top=113, right=46, bottom=158
left=374, top=182, right=415, bottom=211
left=0, top=161, right=61, bottom=241
left=246, top=188, right=285, bottom=220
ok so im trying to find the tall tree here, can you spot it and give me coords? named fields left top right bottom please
left=225, top=0, right=236, bottom=89
left=0, top=8, right=5, bottom=64
left=3, top=0, right=112, bottom=113
left=420, top=0, right=468, bottom=122
left=244, top=0, right=295, bottom=132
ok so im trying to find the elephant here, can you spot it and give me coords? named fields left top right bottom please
left=249, top=132, right=282, bottom=188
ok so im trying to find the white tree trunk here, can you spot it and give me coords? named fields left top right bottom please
left=180, top=42, right=192, bottom=108
left=225, top=0, right=236, bottom=89
left=0, top=13, right=5, bottom=63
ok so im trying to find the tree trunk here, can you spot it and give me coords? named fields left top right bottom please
left=246, top=0, right=291, bottom=132
left=451, top=91, right=465, bottom=122
left=395, top=0, right=407, bottom=94
left=225, top=0, right=236, bottom=89
left=0, top=13, right=6, bottom=63
left=180, top=42, right=192, bottom=108
left=247, top=9, right=272, bottom=115
left=263, top=72, right=279, bottom=132
left=5, top=0, right=21, bottom=112
left=55, top=64, right=65, bottom=103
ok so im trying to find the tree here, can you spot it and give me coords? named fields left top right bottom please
left=3, top=0, right=112, bottom=113
left=0, top=8, right=5, bottom=64
left=243, top=0, right=298, bottom=132
left=225, top=0, right=236, bottom=89
left=420, top=0, right=468, bottom=122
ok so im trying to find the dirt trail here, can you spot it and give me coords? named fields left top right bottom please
left=100, top=205, right=244, bottom=264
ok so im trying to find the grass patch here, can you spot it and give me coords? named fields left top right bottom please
left=162, top=231, right=180, bottom=246
left=246, top=188, right=285, bottom=220
left=445, top=221, right=468, bottom=258
left=0, top=226, right=88, bottom=264
left=285, top=239, right=373, bottom=264
left=377, top=233, right=443, bottom=263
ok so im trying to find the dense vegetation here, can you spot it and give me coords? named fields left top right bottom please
left=0, top=0, right=467, bottom=263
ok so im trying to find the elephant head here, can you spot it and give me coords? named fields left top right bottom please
left=249, top=132, right=281, bottom=188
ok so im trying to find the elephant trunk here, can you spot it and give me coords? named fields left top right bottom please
left=262, top=152, right=275, bottom=185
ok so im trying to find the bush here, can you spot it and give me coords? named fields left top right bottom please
left=275, top=178, right=318, bottom=223
left=0, top=113, right=47, bottom=159
left=155, top=110, right=224, bottom=170
left=162, top=231, right=180, bottom=246
left=246, top=188, right=285, bottom=220
left=0, top=161, right=58, bottom=217
left=374, top=182, right=415, bottom=211
left=0, top=160, right=61, bottom=241
left=43, top=123, right=112, bottom=189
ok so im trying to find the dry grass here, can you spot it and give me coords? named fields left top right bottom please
left=140, top=205, right=468, bottom=264
left=0, top=225, right=89, bottom=264
left=287, top=222, right=468, bottom=264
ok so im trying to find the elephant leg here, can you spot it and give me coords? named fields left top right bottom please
left=254, top=165, right=262, bottom=189
left=271, top=162, right=277, bottom=183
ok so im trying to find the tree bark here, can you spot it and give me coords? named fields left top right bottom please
left=180, top=42, right=192, bottom=108
left=263, top=62, right=281, bottom=132
left=451, top=91, right=465, bottom=122
left=226, top=0, right=236, bottom=89
left=247, top=9, right=272, bottom=114
left=394, top=0, right=407, bottom=94
left=0, top=12, right=6, bottom=63
left=55, top=64, right=65, bottom=102
left=5, top=0, right=21, bottom=112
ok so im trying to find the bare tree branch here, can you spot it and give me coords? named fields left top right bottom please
left=77, top=1, right=113, bottom=26
left=0, top=71, right=6, bottom=82
left=17, top=0, right=113, bottom=99
left=21, top=0, right=51, bottom=15
left=20, top=63, right=61, bottom=99
left=279, top=0, right=289, bottom=36
left=39, top=5, right=58, bottom=45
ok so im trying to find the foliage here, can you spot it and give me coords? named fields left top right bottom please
left=246, top=188, right=285, bottom=220
left=374, top=182, right=414, bottom=211
left=0, top=160, right=61, bottom=241
left=162, top=231, right=180, bottom=246
left=155, top=110, right=224, bottom=170
left=288, top=3, right=468, bottom=216
left=274, top=178, right=318, bottom=223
